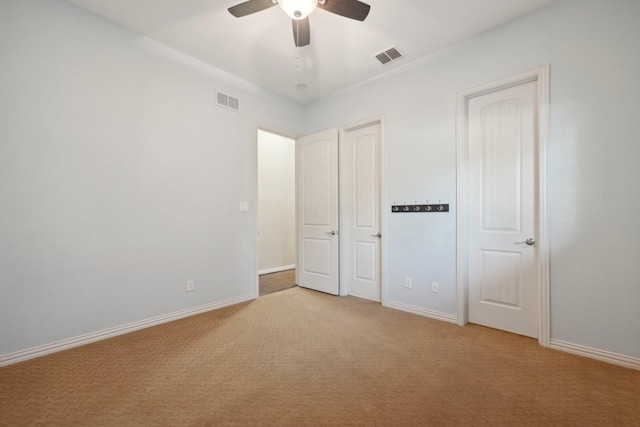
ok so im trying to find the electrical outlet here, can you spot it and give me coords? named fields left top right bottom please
left=186, top=280, right=194, bottom=292
left=431, top=282, right=439, bottom=293
left=405, top=277, right=413, bottom=289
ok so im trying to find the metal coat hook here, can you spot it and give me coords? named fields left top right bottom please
left=403, top=201, right=409, bottom=212
left=438, top=200, right=444, bottom=211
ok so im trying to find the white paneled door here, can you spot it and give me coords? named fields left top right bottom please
left=467, top=81, right=539, bottom=338
left=296, top=129, right=340, bottom=295
left=342, top=123, right=382, bottom=301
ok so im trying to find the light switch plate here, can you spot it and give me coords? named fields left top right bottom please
left=239, top=202, right=249, bottom=212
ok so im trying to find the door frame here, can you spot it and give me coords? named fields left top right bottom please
left=254, top=117, right=386, bottom=302
left=254, top=124, right=300, bottom=298
left=456, top=66, right=550, bottom=346
left=338, top=116, right=386, bottom=303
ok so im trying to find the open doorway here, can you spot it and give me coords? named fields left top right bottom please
left=257, top=129, right=297, bottom=296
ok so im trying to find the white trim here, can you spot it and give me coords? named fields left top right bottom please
left=338, top=116, right=386, bottom=301
left=536, top=67, right=551, bottom=347
left=384, top=300, right=458, bottom=324
left=456, top=66, right=550, bottom=346
left=380, top=118, right=387, bottom=307
left=550, top=339, right=640, bottom=371
left=0, top=293, right=255, bottom=367
left=259, top=265, right=295, bottom=275
left=339, top=125, right=348, bottom=297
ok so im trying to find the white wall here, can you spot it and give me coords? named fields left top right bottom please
left=0, top=0, right=303, bottom=357
left=257, top=130, right=296, bottom=273
left=304, top=0, right=640, bottom=359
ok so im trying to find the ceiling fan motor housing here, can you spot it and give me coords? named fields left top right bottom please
left=278, top=0, right=318, bottom=20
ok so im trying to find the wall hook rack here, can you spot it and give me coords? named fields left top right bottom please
left=391, top=201, right=449, bottom=213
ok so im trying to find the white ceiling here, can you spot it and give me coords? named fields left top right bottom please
left=65, top=0, right=558, bottom=104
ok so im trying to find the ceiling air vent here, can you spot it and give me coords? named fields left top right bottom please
left=374, top=46, right=403, bottom=65
left=216, top=91, right=240, bottom=112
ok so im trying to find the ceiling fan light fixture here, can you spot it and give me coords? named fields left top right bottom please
left=277, top=0, right=318, bottom=20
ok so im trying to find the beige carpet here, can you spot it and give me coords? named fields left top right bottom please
left=1, top=287, right=639, bottom=426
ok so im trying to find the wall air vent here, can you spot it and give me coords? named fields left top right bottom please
left=374, top=46, right=403, bottom=65
left=216, top=91, right=240, bottom=112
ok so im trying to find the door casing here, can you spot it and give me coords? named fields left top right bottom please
left=456, top=66, right=550, bottom=346
left=254, top=117, right=386, bottom=301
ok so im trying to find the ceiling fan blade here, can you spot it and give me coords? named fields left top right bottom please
left=292, top=18, right=310, bottom=47
left=228, top=0, right=276, bottom=18
left=318, top=0, right=370, bottom=21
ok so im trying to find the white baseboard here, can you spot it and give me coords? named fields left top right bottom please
left=384, top=300, right=458, bottom=324
left=550, top=339, right=640, bottom=371
left=259, top=265, right=295, bottom=275
left=0, top=293, right=255, bottom=367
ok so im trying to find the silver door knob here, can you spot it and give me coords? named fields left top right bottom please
left=513, top=238, right=535, bottom=246
left=326, top=230, right=337, bottom=236
left=370, top=232, right=382, bottom=238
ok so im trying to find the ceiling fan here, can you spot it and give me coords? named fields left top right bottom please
left=228, top=0, right=371, bottom=47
